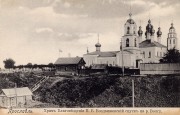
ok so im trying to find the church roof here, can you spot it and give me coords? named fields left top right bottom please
left=86, top=50, right=134, bottom=57
left=139, top=40, right=167, bottom=48
left=54, top=57, right=84, bottom=65
left=87, top=51, right=119, bottom=57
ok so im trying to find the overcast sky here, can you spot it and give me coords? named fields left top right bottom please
left=0, top=0, right=180, bottom=68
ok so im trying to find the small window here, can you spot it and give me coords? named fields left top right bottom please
left=65, top=67, right=67, bottom=71
left=170, top=39, right=171, bottom=44
left=113, top=61, right=115, bottom=65
left=127, top=27, right=130, bottom=34
left=149, top=51, right=151, bottom=58
left=134, top=38, right=137, bottom=47
left=160, top=52, right=162, bottom=57
left=126, top=38, right=129, bottom=47
left=173, top=39, right=175, bottom=44
left=143, top=51, right=145, bottom=58
left=157, top=52, right=158, bottom=57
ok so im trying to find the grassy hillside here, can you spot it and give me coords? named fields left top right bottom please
left=0, top=73, right=179, bottom=107
left=0, top=72, right=42, bottom=89
left=38, top=75, right=180, bottom=107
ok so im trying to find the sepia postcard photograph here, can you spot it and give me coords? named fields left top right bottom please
left=0, top=0, right=179, bottom=115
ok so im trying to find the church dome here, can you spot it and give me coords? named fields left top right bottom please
left=126, top=19, right=135, bottom=24
left=169, top=23, right=175, bottom=30
left=157, top=27, right=162, bottom=37
left=95, top=42, right=101, bottom=47
left=146, top=19, right=153, bottom=33
left=126, top=13, right=136, bottom=24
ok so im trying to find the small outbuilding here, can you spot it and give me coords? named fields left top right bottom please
left=0, top=87, right=33, bottom=108
left=54, top=57, right=86, bottom=75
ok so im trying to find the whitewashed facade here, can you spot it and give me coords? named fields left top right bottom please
left=83, top=13, right=177, bottom=68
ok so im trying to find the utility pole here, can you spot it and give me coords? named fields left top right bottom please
left=132, top=79, right=135, bottom=107
left=15, top=83, right=17, bottom=107
left=121, top=38, right=124, bottom=76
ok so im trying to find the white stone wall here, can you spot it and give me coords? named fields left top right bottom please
left=140, top=47, right=166, bottom=63
left=97, top=57, right=116, bottom=66
left=83, top=54, right=117, bottom=67
left=116, top=52, right=133, bottom=68
left=83, top=54, right=98, bottom=66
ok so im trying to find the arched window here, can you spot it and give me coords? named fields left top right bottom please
left=149, top=51, right=151, bottom=58
left=126, top=38, right=129, bottom=47
left=143, top=51, right=145, bottom=58
left=127, top=27, right=130, bottom=34
left=173, top=39, right=175, bottom=44
left=134, top=38, right=137, bottom=47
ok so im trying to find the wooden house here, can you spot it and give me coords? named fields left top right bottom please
left=54, top=57, right=86, bottom=75
left=0, top=87, right=33, bottom=108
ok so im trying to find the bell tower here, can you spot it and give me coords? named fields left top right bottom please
left=122, top=13, right=139, bottom=52
left=167, top=23, right=177, bottom=50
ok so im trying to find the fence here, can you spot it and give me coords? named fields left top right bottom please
left=140, top=63, right=180, bottom=75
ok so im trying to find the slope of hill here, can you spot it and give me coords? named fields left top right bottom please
left=0, top=73, right=179, bottom=107
left=37, top=75, right=180, bottom=107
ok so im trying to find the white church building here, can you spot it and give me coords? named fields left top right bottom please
left=83, top=13, right=178, bottom=69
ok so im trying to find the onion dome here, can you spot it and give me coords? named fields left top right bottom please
left=126, top=13, right=136, bottom=24
left=138, top=26, right=143, bottom=36
left=95, top=42, right=101, bottom=47
left=146, top=19, right=153, bottom=33
left=157, top=27, right=162, bottom=37
left=126, top=19, right=135, bottom=24
left=169, top=23, right=175, bottom=30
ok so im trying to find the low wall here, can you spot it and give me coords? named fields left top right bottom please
left=140, top=63, right=180, bottom=75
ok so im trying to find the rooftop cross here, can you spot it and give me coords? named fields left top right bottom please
left=98, top=33, right=99, bottom=43
left=129, top=0, right=132, bottom=19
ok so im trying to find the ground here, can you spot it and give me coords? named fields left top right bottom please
left=0, top=72, right=180, bottom=107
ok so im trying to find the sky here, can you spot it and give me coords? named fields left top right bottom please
left=0, top=0, right=180, bottom=68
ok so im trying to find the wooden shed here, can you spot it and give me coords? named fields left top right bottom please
left=0, top=87, right=33, bottom=108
